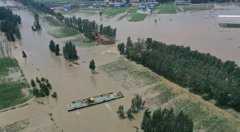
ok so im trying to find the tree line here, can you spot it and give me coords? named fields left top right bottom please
left=63, top=16, right=117, bottom=40
left=0, top=7, right=21, bottom=41
left=20, top=0, right=116, bottom=41
left=118, top=37, right=240, bottom=112
left=141, top=108, right=193, bottom=132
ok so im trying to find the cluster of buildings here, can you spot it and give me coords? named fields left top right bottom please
left=58, top=0, right=160, bottom=12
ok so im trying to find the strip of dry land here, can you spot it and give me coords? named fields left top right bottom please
left=100, top=57, right=240, bottom=132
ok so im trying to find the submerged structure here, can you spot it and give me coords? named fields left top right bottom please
left=218, top=15, right=240, bottom=28
left=67, top=92, right=124, bottom=111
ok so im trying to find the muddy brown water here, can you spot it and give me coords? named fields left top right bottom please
left=0, top=1, right=240, bottom=132
left=0, top=1, right=137, bottom=132
left=67, top=4, right=240, bottom=64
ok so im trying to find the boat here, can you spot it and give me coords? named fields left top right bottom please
left=67, top=91, right=124, bottom=112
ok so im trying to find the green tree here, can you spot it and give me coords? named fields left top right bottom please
left=131, top=94, right=143, bottom=113
left=30, top=79, right=36, bottom=87
left=55, top=44, right=60, bottom=56
left=117, top=43, right=125, bottom=55
left=117, top=105, right=125, bottom=119
left=125, top=36, right=133, bottom=58
left=63, top=41, right=78, bottom=61
left=122, top=37, right=240, bottom=112
left=49, top=40, right=56, bottom=52
left=127, top=108, right=134, bottom=120
left=89, top=59, right=96, bottom=73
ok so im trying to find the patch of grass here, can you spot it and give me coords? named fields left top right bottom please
left=0, top=81, right=29, bottom=109
left=0, top=58, right=31, bottom=110
left=103, top=7, right=127, bottom=17
left=100, top=58, right=159, bottom=90
left=181, top=4, right=214, bottom=11
left=0, top=58, right=18, bottom=77
left=128, top=12, right=147, bottom=22
left=72, top=37, right=96, bottom=47
left=44, top=16, right=63, bottom=26
left=48, top=26, right=79, bottom=38
left=33, top=0, right=70, bottom=4
left=155, top=3, right=177, bottom=14
left=44, top=16, right=79, bottom=38
left=127, top=7, right=138, bottom=13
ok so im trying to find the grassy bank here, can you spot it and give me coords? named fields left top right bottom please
left=71, top=35, right=97, bottom=47
left=33, top=0, right=70, bottom=4
left=180, top=4, right=214, bottom=11
left=128, top=12, right=147, bottom=22
left=44, top=16, right=79, bottom=38
left=100, top=58, right=240, bottom=132
left=103, top=7, right=127, bottom=17
left=155, top=3, right=177, bottom=14
left=0, top=58, right=31, bottom=110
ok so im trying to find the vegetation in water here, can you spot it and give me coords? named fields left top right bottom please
left=63, top=41, right=78, bottom=61
left=128, top=12, right=147, bottom=22
left=32, top=13, right=41, bottom=31
left=119, top=37, right=240, bottom=112
left=89, top=59, right=96, bottom=73
left=117, top=105, right=125, bottom=119
left=49, top=40, right=60, bottom=55
left=0, top=7, right=21, bottom=41
left=32, top=77, right=52, bottom=97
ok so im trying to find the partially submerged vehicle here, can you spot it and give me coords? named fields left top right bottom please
left=67, top=91, right=124, bottom=112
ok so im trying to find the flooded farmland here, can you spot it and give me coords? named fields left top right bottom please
left=67, top=4, right=240, bottom=63
left=1, top=0, right=240, bottom=132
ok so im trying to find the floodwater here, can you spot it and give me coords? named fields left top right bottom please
left=0, top=1, right=240, bottom=132
left=67, top=4, right=240, bottom=63
left=0, top=1, right=138, bottom=132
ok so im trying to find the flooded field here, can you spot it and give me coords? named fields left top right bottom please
left=1, top=0, right=240, bottom=132
left=66, top=4, right=240, bottom=63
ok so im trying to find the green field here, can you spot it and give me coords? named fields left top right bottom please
left=0, top=58, right=18, bottom=77
left=71, top=36, right=97, bottom=47
left=128, top=12, right=147, bottom=22
left=100, top=58, right=240, bottom=132
left=44, top=16, right=79, bottom=38
left=0, top=58, right=30, bottom=110
left=103, top=7, right=127, bottom=17
left=180, top=4, right=214, bottom=11
left=155, top=3, right=177, bottom=14
left=33, top=0, right=71, bottom=4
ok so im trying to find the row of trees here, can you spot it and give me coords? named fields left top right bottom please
left=21, top=0, right=116, bottom=41
left=63, top=17, right=117, bottom=40
left=0, top=7, right=21, bottom=41
left=118, top=37, right=240, bottom=111
left=141, top=108, right=193, bottom=132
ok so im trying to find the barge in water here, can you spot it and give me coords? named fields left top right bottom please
left=67, top=91, right=124, bottom=112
